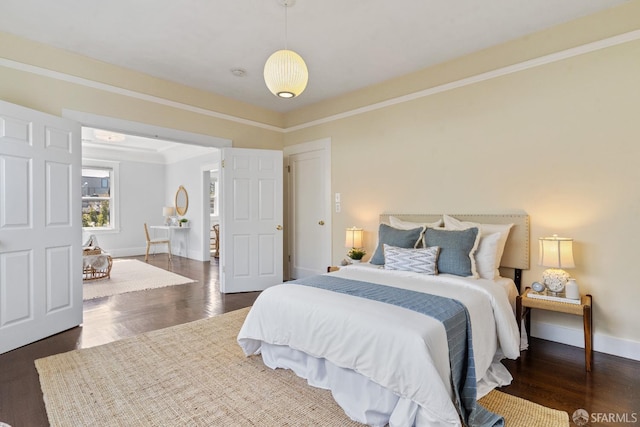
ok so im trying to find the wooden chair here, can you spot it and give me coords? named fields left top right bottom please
left=211, top=224, right=220, bottom=258
left=144, top=223, right=171, bottom=262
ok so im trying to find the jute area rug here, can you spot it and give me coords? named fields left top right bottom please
left=36, top=308, right=569, bottom=427
left=83, top=259, right=196, bottom=300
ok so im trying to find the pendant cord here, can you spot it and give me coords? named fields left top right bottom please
left=284, top=4, right=289, bottom=50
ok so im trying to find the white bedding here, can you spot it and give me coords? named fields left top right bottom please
left=237, top=263, right=521, bottom=427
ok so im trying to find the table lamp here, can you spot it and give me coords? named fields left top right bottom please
left=163, top=206, right=175, bottom=226
left=345, top=227, right=365, bottom=262
left=539, top=234, right=575, bottom=295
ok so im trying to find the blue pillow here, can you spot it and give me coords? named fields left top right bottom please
left=370, top=224, right=423, bottom=265
left=423, top=227, right=480, bottom=277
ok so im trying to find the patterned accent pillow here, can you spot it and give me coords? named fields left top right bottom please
left=370, top=223, right=424, bottom=265
left=383, top=244, right=440, bottom=274
left=423, top=227, right=480, bottom=278
left=442, top=214, right=513, bottom=279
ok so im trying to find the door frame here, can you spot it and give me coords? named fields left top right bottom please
left=64, top=110, right=230, bottom=262
left=284, top=138, right=332, bottom=280
left=62, top=110, right=232, bottom=149
left=200, top=161, right=220, bottom=261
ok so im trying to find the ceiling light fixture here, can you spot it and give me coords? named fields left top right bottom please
left=264, top=0, right=308, bottom=99
left=93, top=129, right=126, bottom=142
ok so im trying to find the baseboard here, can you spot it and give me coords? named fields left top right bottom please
left=100, top=246, right=205, bottom=261
left=531, top=320, right=640, bottom=361
left=103, top=246, right=176, bottom=259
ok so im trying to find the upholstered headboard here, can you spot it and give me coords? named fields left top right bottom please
left=379, top=212, right=530, bottom=271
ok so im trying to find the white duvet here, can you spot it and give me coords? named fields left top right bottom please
left=237, top=264, right=521, bottom=427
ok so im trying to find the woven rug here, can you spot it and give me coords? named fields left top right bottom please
left=36, top=307, right=569, bottom=427
left=83, top=259, right=196, bottom=300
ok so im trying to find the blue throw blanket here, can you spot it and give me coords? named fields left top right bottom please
left=290, top=274, right=503, bottom=427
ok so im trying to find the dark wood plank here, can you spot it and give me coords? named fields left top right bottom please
left=0, top=256, right=638, bottom=426
left=0, top=256, right=259, bottom=427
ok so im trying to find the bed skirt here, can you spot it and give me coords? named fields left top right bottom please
left=261, top=343, right=513, bottom=427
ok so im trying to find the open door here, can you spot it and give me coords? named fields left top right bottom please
left=219, top=148, right=283, bottom=293
left=0, top=100, right=82, bottom=354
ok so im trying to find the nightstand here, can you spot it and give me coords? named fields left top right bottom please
left=516, top=287, right=593, bottom=372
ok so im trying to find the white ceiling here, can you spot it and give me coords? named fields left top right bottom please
left=81, top=127, right=215, bottom=163
left=0, top=0, right=629, bottom=113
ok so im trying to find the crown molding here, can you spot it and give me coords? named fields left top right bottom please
left=0, top=57, right=284, bottom=133
left=2, top=29, right=639, bottom=134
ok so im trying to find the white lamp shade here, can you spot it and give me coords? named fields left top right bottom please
left=539, top=235, right=575, bottom=268
left=345, top=227, right=364, bottom=248
left=264, top=49, right=308, bottom=98
left=163, top=206, right=175, bottom=217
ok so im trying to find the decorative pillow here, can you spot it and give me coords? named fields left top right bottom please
left=370, top=224, right=424, bottom=265
left=383, top=244, right=439, bottom=274
left=389, top=216, right=443, bottom=230
left=423, top=227, right=480, bottom=278
left=473, top=232, right=501, bottom=280
left=443, top=214, right=513, bottom=279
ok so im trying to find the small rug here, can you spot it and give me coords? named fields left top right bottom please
left=83, top=259, right=196, bottom=300
left=36, top=308, right=569, bottom=427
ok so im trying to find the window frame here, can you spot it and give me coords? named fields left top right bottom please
left=82, top=159, right=120, bottom=233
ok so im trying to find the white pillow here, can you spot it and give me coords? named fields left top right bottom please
left=389, top=216, right=443, bottom=230
left=473, top=232, right=501, bottom=280
left=383, top=244, right=439, bottom=275
left=443, top=214, right=513, bottom=279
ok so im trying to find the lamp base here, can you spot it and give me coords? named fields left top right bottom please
left=542, top=268, right=570, bottom=294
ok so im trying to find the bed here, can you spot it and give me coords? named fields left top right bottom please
left=238, top=213, right=529, bottom=427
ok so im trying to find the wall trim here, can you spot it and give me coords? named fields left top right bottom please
left=2, top=30, right=639, bottom=133
left=284, top=29, right=640, bottom=132
left=0, top=57, right=282, bottom=133
left=531, top=320, right=640, bottom=362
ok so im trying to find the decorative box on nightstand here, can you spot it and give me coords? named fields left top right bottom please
left=516, top=287, right=593, bottom=372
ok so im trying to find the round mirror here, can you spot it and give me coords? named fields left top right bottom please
left=175, top=185, right=189, bottom=216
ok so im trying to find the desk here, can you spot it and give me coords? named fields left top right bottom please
left=516, top=287, right=593, bottom=371
left=149, top=225, right=190, bottom=257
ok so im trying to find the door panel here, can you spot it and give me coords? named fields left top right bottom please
left=0, top=251, right=32, bottom=326
left=220, top=148, right=283, bottom=293
left=0, top=100, right=82, bottom=354
left=1, top=155, right=30, bottom=227
left=46, top=246, right=72, bottom=312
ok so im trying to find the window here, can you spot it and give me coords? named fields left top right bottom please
left=209, top=171, right=219, bottom=217
left=82, top=160, right=118, bottom=230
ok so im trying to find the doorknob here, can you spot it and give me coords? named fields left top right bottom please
left=276, top=225, right=283, bottom=230
left=318, top=220, right=325, bottom=226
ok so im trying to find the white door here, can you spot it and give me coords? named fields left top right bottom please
left=0, top=100, right=82, bottom=354
left=286, top=139, right=331, bottom=279
left=219, top=148, right=283, bottom=293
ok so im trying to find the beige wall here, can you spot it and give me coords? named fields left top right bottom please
left=0, top=32, right=284, bottom=149
left=284, top=31, right=640, bottom=353
left=2, top=2, right=639, bottom=357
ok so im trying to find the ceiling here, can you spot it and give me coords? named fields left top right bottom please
left=81, top=127, right=215, bottom=163
left=0, top=0, right=629, bottom=113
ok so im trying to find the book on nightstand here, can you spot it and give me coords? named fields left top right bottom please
left=528, top=291, right=581, bottom=305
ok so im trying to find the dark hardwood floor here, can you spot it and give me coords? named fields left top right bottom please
left=1, top=256, right=638, bottom=426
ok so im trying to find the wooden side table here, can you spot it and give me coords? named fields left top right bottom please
left=516, top=287, right=593, bottom=372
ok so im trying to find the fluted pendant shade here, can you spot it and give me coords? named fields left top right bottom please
left=264, top=49, right=308, bottom=98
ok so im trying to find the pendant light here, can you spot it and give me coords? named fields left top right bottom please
left=264, top=0, right=308, bottom=98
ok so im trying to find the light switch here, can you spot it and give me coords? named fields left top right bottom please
left=335, top=193, right=341, bottom=203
